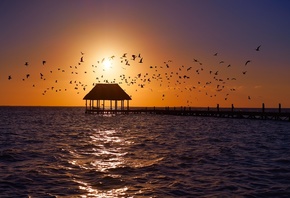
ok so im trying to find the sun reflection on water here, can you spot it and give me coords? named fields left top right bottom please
left=67, top=129, right=130, bottom=197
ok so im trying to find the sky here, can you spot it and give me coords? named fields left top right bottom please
left=1, top=0, right=290, bottom=108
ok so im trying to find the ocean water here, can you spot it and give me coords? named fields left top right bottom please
left=1, top=107, right=290, bottom=198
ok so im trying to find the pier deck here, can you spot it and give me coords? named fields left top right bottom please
left=85, top=108, right=290, bottom=122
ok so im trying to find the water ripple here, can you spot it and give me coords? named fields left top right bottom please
left=1, top=107, right=290, bottom=197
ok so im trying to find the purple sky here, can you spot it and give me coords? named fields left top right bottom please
left=1, top=0, right=290, bottom=107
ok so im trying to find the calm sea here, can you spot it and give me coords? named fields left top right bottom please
left=1, top=107, right=290, bottom=198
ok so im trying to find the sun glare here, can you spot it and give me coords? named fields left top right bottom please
left=103, top=59, right=112, bottom=70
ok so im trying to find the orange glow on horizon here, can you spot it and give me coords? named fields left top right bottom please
left=1, top=48, right=290, bottom=108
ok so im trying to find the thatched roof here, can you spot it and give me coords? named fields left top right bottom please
left=83, top=84, right=131, bottom=100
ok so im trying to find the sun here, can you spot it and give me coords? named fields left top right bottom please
left=103, top=59, right=112, bottom=70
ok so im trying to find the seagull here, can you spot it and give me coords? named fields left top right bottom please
left=42, top=61, right=46, bottom=65
left=245, top=60, right=251, bottom=66
left=8, top=75, right=12, bottom=80
left=132, top=55, right=136, bottom=60
left=25, top=62, right=28, bottom=66
left=255, top=45, right=261, bottom=51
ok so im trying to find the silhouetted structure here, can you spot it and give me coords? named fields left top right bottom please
left=83, top=83, right=131, bottom=113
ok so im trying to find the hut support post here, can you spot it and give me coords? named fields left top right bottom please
left=127, top=100, right=129, bottom=110
left=96, top=100, right=99, bottom=114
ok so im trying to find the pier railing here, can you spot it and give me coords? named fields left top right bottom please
left=85, top=103, right=290, bottom=122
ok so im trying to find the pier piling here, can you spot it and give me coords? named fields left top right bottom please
left=262, top=103, right=265, bottom=113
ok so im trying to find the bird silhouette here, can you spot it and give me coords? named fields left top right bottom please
left=132, top=55, right=136, bottom=60
left=255, top=45, right=261, bottom=51
left=245, top=60, right=251, bottom=65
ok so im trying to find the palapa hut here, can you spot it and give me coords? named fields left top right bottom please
left=83, top=83, right=131, bottom=113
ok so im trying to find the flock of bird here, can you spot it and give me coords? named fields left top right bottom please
left=4, top=45, right=262, bottom=105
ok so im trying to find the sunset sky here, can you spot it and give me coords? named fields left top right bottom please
left=1, top=0, right=290, bottom=108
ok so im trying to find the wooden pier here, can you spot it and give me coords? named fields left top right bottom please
left=82, top=85, right=290, bottom=122
left=85, top=104, right=290, bottom=122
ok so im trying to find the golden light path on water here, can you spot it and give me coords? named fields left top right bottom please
left=67, top=126, right=132, bottom=197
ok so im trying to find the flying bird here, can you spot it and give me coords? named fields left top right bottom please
left=255, top=45, right=261, bottom=51
left=8, top=75, right=12, bottom=80
left=132, top=55, right=136, bottom=60
left=245, top=60, right=251, bottom=65
left=42, top=61, right=46, bottom=65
